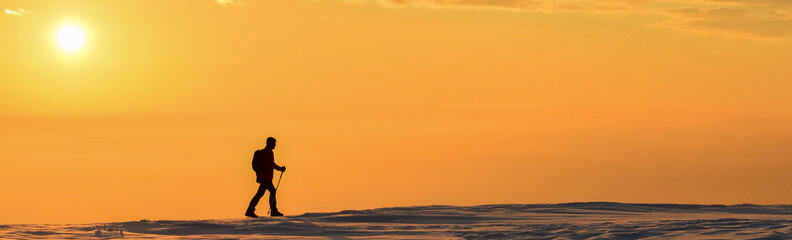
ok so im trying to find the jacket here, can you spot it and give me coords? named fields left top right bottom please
left=252, top=148, right=277, bottom=181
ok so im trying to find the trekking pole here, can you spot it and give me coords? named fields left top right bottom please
left=274, top=171, right=284, bottom=191
left=267, top=171, right=284, bottom=216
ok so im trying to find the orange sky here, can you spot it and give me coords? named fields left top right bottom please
left=2, top=0, right=792, bottom=224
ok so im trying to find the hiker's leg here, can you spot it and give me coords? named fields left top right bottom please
left=247, top=183, right=267, bottom=213
left=266, top=182, right=278, bottom=211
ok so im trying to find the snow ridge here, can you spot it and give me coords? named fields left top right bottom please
left=3, top=202, right=792, bottom=239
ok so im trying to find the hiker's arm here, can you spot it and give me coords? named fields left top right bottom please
left=275, top=164, right=285, bottom=172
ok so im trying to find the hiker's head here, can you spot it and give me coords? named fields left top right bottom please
left=266, top=137, right=277, bottom=149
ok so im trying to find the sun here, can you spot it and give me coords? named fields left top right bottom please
left=57, top=25, right=86, bottom=52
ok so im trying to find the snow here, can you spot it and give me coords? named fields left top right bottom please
left=2, top=202, right=792, bottom=239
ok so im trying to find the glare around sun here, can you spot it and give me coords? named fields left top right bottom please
left=57, top=25, right=85, bottom=52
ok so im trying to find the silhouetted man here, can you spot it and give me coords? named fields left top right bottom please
left=246, top=137, right=286, bottom=217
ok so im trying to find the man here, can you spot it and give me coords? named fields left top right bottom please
left=246, top=137, right=286, bottom=217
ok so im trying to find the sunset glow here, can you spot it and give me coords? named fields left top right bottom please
left=2, top=0, right=792, bottom=226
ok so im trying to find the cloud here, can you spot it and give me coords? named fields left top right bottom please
left=4, top=8, right=28, bottom=16
left=704, top=0, right=792, bottom=7
left=343, top=0, right=792, bottom=40
left=365, top=0, right=652, bottom=12
left=216, top=0, right=245, bottom=7
left=653, top=7, right=792, bottom=40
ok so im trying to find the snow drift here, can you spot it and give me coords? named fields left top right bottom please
left=3, top=202, right=792, bottom=239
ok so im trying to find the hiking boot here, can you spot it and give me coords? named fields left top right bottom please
left=245, top=211, right=259, bottom=218
left=270, top=209, right=283, bottom=217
